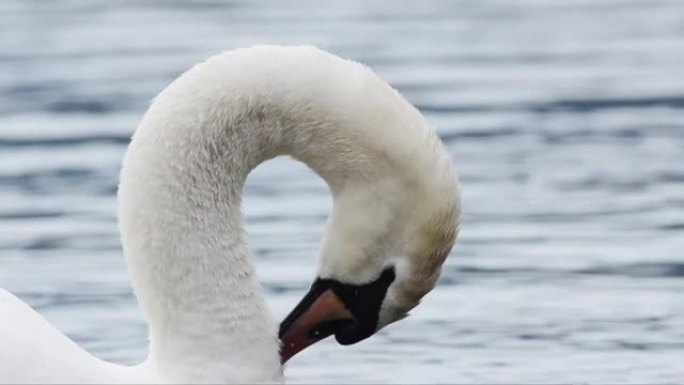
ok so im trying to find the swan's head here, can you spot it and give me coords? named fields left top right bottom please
left=279, top=133, right=460, bottom=362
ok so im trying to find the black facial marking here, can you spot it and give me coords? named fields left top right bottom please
left=280, top=266, right=396, bottom=346
left=330, top=266, right=396, bottom=344
left=309, top=319, right=355, bottom=340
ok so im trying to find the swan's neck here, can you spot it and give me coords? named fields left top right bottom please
left=117, top=46, right=440, bottom=382
left=119, top=111, right=281, bottom=381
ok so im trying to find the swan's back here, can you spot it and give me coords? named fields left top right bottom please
left=0, top=289, right=95, bottom=382
left=0, top=288, right=129, bottom=383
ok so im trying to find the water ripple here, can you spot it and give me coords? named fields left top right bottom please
left=1, top=0, right=683, bottom=383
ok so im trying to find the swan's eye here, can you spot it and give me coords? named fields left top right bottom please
left=279, top=267, right=395, bottom=362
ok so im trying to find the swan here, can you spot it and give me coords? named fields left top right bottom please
left=0, top=45, right=460, bottom=384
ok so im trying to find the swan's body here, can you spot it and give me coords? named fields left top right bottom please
left=0, top=289, right=151, bottom=383
left=0, top=46, right=460, bottom=384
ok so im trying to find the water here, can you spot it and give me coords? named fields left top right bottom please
left=1, top=0, right=684, bottom=383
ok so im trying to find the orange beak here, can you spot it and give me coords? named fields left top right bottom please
left=279, top=289, right=355, bottom=363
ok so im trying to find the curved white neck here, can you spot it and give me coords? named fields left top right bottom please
left=119, top=114, right=280, bottom=381
left=117, top=46, right=442, bottom=383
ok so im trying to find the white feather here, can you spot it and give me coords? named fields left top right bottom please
left=0, top=45, right=460, bottom=384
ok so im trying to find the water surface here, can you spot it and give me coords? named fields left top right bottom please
left=1, top=0, right=683, bottom=383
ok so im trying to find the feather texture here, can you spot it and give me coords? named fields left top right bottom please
left=0, top=45, right=460, bottom=384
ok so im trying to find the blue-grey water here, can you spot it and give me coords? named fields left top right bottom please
left=1, top=0, right=684, bottom=383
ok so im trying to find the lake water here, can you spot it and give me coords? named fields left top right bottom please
left=1, top=0, right=683, bottom=383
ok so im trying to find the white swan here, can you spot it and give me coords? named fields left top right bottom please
left=0, top=45, right=460, bottom=384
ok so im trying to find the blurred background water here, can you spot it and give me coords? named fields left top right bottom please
left=1, top=0, right=684, bottom=383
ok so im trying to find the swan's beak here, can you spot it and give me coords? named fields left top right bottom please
left=279, top=288, right=355, bottom=363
